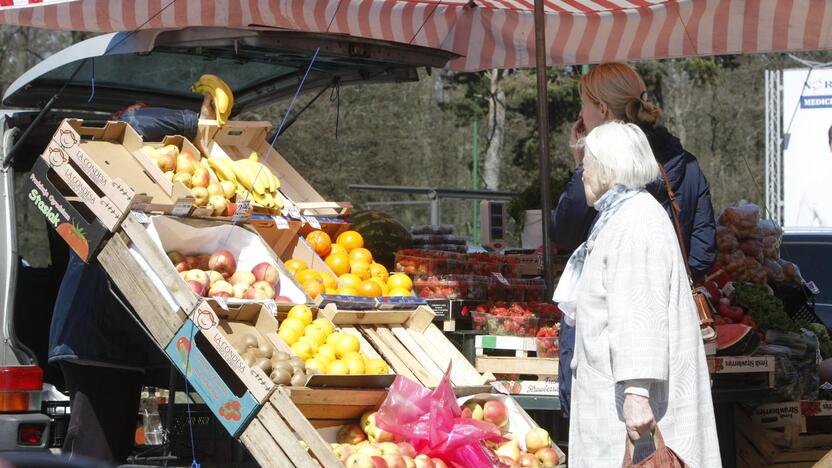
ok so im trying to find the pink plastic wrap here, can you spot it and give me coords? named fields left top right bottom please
left=376, top=365, right=503, bottom=467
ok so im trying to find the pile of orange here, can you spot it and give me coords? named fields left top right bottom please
left=289, top=229, right=414, bottom=299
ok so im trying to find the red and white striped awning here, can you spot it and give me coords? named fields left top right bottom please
left=1, top=0, right=830, bottom=71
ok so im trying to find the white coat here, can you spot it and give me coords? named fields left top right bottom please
left=567, top=192, right=722, bottom=468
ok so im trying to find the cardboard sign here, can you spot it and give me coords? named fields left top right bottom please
left=25, top=158, right=109, bottom=262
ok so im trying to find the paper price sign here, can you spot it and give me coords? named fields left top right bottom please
left=172, top=201, right=192, bottom=217
left=304, top=216, right=322, bottom=230
left=272, top=216, right=290, bottom=230
left=232, top=200, right=252, bottom=223
left=263, top=300, right=278, bottom=316
left=287, top=205, right=302, bottom=219
left=131, top=211, right=151, bottom=224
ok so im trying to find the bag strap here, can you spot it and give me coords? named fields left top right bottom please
left=657, top=163, right=695, bottom=286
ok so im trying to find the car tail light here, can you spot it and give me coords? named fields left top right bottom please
left=0, top=367, right=43, bottom=412
left=18, top=423, right=45, bottom=446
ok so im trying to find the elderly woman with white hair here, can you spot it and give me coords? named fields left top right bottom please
left=554, top=121, right=721, bottom=467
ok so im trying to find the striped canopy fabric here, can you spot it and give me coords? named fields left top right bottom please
left=1, top=0, right=830, bottom=71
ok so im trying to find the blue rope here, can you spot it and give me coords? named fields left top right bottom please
left=182, top=315, right=200, bottom=468
left=86, top=58, right=95, bottom=103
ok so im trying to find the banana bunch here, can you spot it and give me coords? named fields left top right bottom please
left=206, top=153, right=283, bottom=210
left=192, top=74, right=234, bottom=126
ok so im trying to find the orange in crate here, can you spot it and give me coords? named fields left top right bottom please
left=305, top=231, right=332, bottom=257
left=284, top=258, right=307, bottom=275
left=336, top=230, right=364, bottom=252
left=357, top=280, right=383, bottom=297
left=302, top=280, right=325, bottom=298
left=295, top=268, right=322, bottom=285
left=348, top=247, right=373, bottom=264
left=325, top=253, right=351, bottom=276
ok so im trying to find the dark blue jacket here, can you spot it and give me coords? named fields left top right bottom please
left=550, top=126, right=717, bottom=279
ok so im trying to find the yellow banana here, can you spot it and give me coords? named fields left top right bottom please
left=207, top=156, right=237, bottom=184
left=199, top=158, right=220, bottom=183
left=231, top=160, right=256, bottom=190
left=273, top=192, right=285, bottom=210
left=249, top=152, right=259, bottom=163
left=191, top=74, right=234, bottom=126
left=240, top=159, right=268, bottom=195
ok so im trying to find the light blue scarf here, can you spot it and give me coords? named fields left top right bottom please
left=553, top=185, right=644, bottom=326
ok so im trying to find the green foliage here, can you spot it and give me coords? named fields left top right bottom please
left=735, top=282, right=796, bottom=332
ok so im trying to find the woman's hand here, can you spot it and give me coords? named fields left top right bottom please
left=623, top=394, right=656, bottom=441
left=568, top=118, right=585, bottom=167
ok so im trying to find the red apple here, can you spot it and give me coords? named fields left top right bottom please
left=176, top=154, right=197, bottom=174
left=413, top=455, right=435, bottom=468
left=191, top=186, right=209, bottom=206
left=225, top=201, right=237, bottom=217
left=345, top=453, right=375, bottom=468
left=156, top=152, right=177, bottom=172
left=358, top=445, right=382, bottom=457
left=209, top=280, right=233, bottom=297
left=252, top=280, right=276, bottom=298
left=191, top=167, right=211, bottom=188
left=167, top=251, right=189, bottom=272
left=208, top=250, right=237, bottom=279
left=402, top=457, right=416, bottom=468
left=535, top=447, right=560, bottom=467
left=462, top=401, right=484, bottom=420
left=525, top=428, right=551, bottom=454
left=378, top=442, right=399, bottom=456
left=499, top=456, right=520, bottom=468
left=431, top=459, right=448, bottom=468
left=179, top=148, right=198, bottom=161
left=383, top=454, right=407, bottom=468
left=396, top=442, right=416, bottom=458
left=273, top=295, right=293, bottom=303
left=371, top=456, right=389, bottom=468
left=207, top=182, right=224, bottom=198
left=337, top=424, right=367, bottom=445
left=335, top=445, right=355, bottom=463
left=232, top=283, right=249, bottom=299
left=252, top=262, right=280, bottom=288
left=183, top=269, right=209, bottom=290
left=496, top=441, right=520, bottom=462
left=185, top=280, right=206, bottom=295
left=209, top=195, right=227, bottom=217
left=519, top=453, right=540, bottom=468
left=229, top=270, right=255, bottom=287
left=483, top=400, right=509, bottom=428
left=206, top=270, right=225, bottom=286
left=243, top=288, right=270, bottom=300
left=221, top=181, right=236, bottom=199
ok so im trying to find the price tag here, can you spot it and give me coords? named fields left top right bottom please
left=287, top=205, right=301, bottom=220
left=171, top=201, right=192, bottom=217
left=304, top=216, right=322, bottom=230
left=492, top=272, right=510, bottom=286
left=263, top=300, right=278, bottom=316
left=131, top=211, right=151, bottom=224
left=232, top=200, right=252, bottom=223
left=272, top=216, right=290, bottom=230
left=807, top=281, right=821, bottom=295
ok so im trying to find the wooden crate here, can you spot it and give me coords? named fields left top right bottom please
left=735, top=406, right=832, bottom=467
left=476, top=356, right=558, bottom=380
left=318, top=303, right=493, bottom=388
left=476, top=335, right=539, bottom=358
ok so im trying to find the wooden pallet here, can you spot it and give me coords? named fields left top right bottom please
left=475, top=335, right=541, bottom=358
left=476, top=356, right=558, bottom=380
left=318, top=303, right=493, bottom=388
left=735, top=406, right=832, bottom=468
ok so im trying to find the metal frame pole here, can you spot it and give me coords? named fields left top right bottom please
left=533, top=0, right=554, bottom=296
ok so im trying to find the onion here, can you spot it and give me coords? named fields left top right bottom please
left=254, top=358, right=272, bottom=374
left=257, top=344, right=274, bottom=360
left=241, top=333, right=259, bottom=349
left=270, top=369, right=292, bottom=385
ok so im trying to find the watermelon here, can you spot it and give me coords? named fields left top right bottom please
left=349, top=210, right=413, bottom=271
left=716, top=324, right=761, bottom=356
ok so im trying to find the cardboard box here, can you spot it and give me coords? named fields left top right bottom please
left=141, top=215, right=310, bottom=309
left=202, top=120, right=348, bottom=217
left=24, top=158, right=111, bottom=262
left=750, top=400, right=832, bottom=430
left=41, top=119, right=195, bottom=230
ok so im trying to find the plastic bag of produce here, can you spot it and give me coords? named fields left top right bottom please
left=716, top=226, right=739, bottom=252
left=375, top=365, right=502, bottom=467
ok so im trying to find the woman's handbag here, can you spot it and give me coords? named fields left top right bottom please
left=657, top=164, right=717, bottom=342
left=623, top=428, right=688, bottom=468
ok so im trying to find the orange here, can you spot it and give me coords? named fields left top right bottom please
left=348, top=248, right=373, bottom=264
left=305, top=230, right=332, bottom=257
left=325, top=288, right=338, bottom=295
left=335, top=334, right=360, bottom=358
left=325, top=253, right=351, bottom=276
left=284, top=258, right=307, bottom=275
left=295, top=268, right=322, bottom=285
left=387, top=273, right=413, bottom=291
left=336, top=231, right=364, bottom=252
left=303, top=280, right=325, bottom=298
left=357, top=280, right=383, bottom=298
left=369, top=277, right=390, bottom=295
left=287, top=305, right=314, bottom=326
left=338, top=273, right=363, bottom=290
left=326, top=360, right=350, bottom=375
left=319, top=271, right=338, bottom=290
left=369, top=263, right=389, bottom=282
left=336, top=287, right=358, bottom=296
left=387, top=288, right=412, bottom=297
left=350, top=261, right=372, bottom=281
left=329, top=244, right=347, bottom=256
